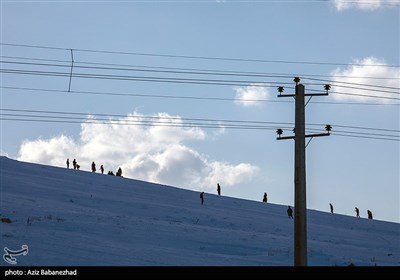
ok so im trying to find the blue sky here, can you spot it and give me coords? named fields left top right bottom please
left=1, top=0, right=399, bottom=222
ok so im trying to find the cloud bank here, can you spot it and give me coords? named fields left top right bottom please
left=17, top=112, right=258, bottom=191
left=234, top=84, right=269, bottom=107
left=330, top=57, right=400, bottom=103
left=332, top=0, right=400, bottom=11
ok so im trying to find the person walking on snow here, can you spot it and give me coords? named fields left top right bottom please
left=66, top=158, right=69, bottom=169
left=217, top=183, right=221, bottom=196
left=355, top=207, right=360, bottom=218
left=287, top=206, right=293, bottom=219
left=200, top=192, right=204, bottom=205
left=263, top=192, right=267, bottom=203
left=330, top=203, right=334, bottom=214
left=72, top=159, right=77, bottom=170
left=91, top=161, right=96, bottom=172
left=100, top=165, right=104, bottom=174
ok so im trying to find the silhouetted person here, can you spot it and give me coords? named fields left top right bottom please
left=217, top=183, right=221, bottom=196
left=76, top=164, right=80, bottom=170
left=116, top=167, right=122, bottom=177
left=355, top=207, right=360, bottom=218
left=262, top=192, right=267, bottom=203
left=330, top=203, right=334, bottom=213
left=200, top=192, right=204, bottom=205
left=367, top=210, right=373, bottom=220
left=66, top=158, right=69, bottom=169
left=91, top=161, right=96, bottom=172
left=287, top=206, right=293, bottom=218
left=108, top=171, right=115, bottom=176
left=72, top=159, right=77, bottom=170
left=100, top=165, right=104, bottom=174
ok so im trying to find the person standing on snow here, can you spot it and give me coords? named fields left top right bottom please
left=287, top=206, right=293, bottom=218
left=217, top=183, right=221, bottom=196
left=263, top=192, right=268, bottom=203
left=116, top=167, right=122, bottom=177
left=367, top=210, right=373, bottom=219
left=200, top=192, right=204, bottom=205
left=91, top=161, right=96, bottom=172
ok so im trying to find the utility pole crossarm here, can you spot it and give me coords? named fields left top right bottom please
left=278, top=93, right=328, bottom=98
left=277, top=132, right=330, bottom=141
left=277, top=82, right=331, bottom=98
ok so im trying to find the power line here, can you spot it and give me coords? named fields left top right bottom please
left=2, top=67, right=400, bottom=101
left=1, top=85, right=285, bottom=103
left=2, top=86, right=400, bottom=106
left=1, top=108, right=398, bottom=140
left=1, top=120, right=396, bottom=141
left=0, top=63, right=295, bottom=87
left=309, top=123, right=400, bottom=133
left=306, top=127, right=399, bottom=138
left=2, top=42, right=399, bottom=68
left=4, top=117, right=398, bottom=141
left=2, top=58, right=399, bottom=99
left=329, top=91, right=400, bottom=101
left=0, top=108, right=293, bottom=127
left=306, top=88, right=400, bottom=101
left=2, top=59, right=400, bottom=93
left=331, top=133, right=400, bottom=142
left=235, top=0, right=400, bottom=5
left=2, top=0, right=398, bottom=3
left=0, top=59, right=294, bottom=79
left=0, top=68, right=290, bottom=88
left=2, top=55, right=399, bottom=80
left=0, top=115, right=285, bottom=131
left=305, top=82, right=400, bottom=95
left=304, top=77, right=400, bottom=90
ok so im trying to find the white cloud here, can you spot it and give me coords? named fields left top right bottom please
left=332, top=0, right=400, bottom=11
left=18, top=135, right=78, bottom=167
left=330, top=57, right=400, bottom=103
left=17, top=112, right=258, bottom=191
left=233, top=84, right=269, bottom=107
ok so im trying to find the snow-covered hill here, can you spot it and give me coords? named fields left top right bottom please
left=0, top=156, right=399, bottom=266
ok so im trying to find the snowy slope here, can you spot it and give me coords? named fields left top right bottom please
left=0, top=156, right=399, bottom=266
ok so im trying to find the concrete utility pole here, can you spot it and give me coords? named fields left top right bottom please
left=276, top=77, right=331, bottom=266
